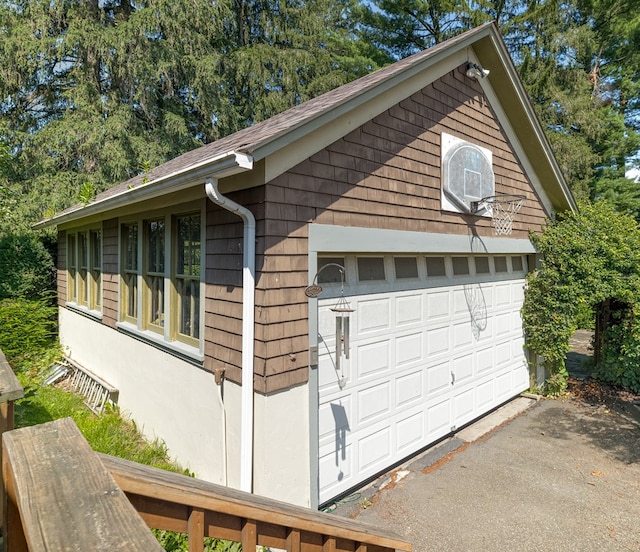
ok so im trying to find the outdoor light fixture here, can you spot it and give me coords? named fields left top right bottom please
left=466, top=62, right=490, bottom=79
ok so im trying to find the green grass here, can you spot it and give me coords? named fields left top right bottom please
left=15, top=374, right=181, bottom=472
left=1, top=298, right=240, bottom=550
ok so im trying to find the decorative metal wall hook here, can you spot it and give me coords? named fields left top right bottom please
left=304, top=263, right=346, bottom=298
left=306, top=262, right=353, bottom=389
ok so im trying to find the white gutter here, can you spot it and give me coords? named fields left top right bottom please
left=205, top=177, right=255, bottom=494
left=34, top=151, right=253, bottom=229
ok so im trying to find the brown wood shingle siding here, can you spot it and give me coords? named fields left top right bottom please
left=102, top=218, right=119, bottom=328
left=244, top=67, right=547, bottom=393
left=204, top=190, right=262, bottom=386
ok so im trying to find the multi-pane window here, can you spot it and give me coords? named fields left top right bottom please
left=120, top=210, right=202, bottom=350
left=78, top=232, right=89, bottom=305
left=67, top=234, right=77, bottom=303
left=144, top=219, right=165, bottom=333
left=66, top=229, right=102, bottom=311
left=122, top=223, right=139, bottom=323
left=175, top=214, right=201, bottom=344
left=90, top=230, right=102, bottom=309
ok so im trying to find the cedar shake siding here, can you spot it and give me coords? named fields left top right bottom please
left=225, top=66, right=547, bottom=394
left=57, top=230, right=66, bottom=307
left=102, top=218, right=119, bottom=328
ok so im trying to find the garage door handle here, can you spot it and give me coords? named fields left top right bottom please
left=451, top=371, right=455, bottom=385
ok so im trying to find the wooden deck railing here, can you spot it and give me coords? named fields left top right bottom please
left=0, top=349, right=24, bottom=536
left=3, top=417, right=412, bottom=552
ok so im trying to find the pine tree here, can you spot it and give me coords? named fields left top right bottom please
left=0, top=0, right=378, bottom=224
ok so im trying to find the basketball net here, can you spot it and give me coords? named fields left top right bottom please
left=478, top=195, right=525, bottom=236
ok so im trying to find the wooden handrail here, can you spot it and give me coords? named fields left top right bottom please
left=1, top=411, right=412, bottom=551
left=3, top=418, right=164, bottom=551
left=101, top=453, right=412, bottom=551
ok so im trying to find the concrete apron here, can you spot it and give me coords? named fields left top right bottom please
left=326, top=394, right=538, bottom=518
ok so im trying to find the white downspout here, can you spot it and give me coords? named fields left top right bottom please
left=205, top=177, right=255, bottom=493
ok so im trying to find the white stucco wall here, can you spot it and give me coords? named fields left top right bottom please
left=253, top=384, right=311, bottom=507
left=59, top=307, right=311, bottom=506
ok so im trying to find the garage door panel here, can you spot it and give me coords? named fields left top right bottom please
left=453, top=320, right=473, bottom=348
left=511, top=282, right=525, bottom=302
left=427, top=326, right=450, bottom=356
left=495, top=341, right=512, bottom=367
left=495, top=283, right=512, bottom=307
left=318, top=261, right=529, bottom=504
left=318, top=442, right=353, bottom=497
left=357, top=298, right=391, bottom=334
left=476, top=378, right=494, bottom=410
left=357, top=381, right=391, bottom=425
left=396, top=332, right=424, bottom=367
left=317, top=345, right=349, bottom=392
left=427, top=290, right=450, bottom=318
left=453, top=354, right=474, bottom=384
left=453, top=288, right=471, bottom=315
left=427, top=398, right=451, bottom=438
left=359, top=425, right=392, bottom=472
left=453, top=387, right=475, bottom=427
left=511, top=310, right=524, bottom=332
left=396, top=369, right=424, bottom=408
left=356, top=340, right=391, bottom=382
left=511, top=336, right=525, bottom=358
left=318, top=398, right=352, bottom=444
left=476, top=346, right=494, bottom=374
left=396, top=294, right=424, bottom=326
left=513, top=365, right=529, bottom=390
left=427, top=360, right=450, bottom=396
left=397, top=409, right=425, bottom=452
left=495, top=312, right=512, bottom=336
left=496, top=371, right=513, bottom=399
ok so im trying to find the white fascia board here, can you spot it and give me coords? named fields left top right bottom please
left=34, top=151, right=253, bottom=229
left=480, top=35, right=576, bottom=213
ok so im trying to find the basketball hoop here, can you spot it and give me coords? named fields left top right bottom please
left=470, top=194, right=525, bottom=236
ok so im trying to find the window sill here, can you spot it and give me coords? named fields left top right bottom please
left=65, top=303, right=103, bottom=321
left=116, top=322, right=204, bottom=365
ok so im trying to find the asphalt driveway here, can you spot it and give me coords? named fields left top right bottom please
left=339, top=395, right=640, bottom=551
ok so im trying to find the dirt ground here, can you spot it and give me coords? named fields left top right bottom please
left=566, top=329, right=640, bottom=424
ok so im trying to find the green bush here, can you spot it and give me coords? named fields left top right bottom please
left=594, top=310, right=640, bottom=392
left=0, top=232, right=56, bottom=300
left=0, top=297, right=58, bottom=365
left=522, top=200, right=640, bottom=395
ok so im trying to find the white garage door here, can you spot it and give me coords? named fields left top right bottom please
left=317, top=254, right=529, bottom=505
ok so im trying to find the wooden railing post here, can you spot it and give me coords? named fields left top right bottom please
left=0, top=350, right=24, bottom=548
left=188, top=507, right=205, bottom=552
left=241, top=519, right=257, bottom=549
left=286, top=528, right=301, bottom=552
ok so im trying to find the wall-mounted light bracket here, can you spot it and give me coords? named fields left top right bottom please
left=466, top=62, right=490, bottom=80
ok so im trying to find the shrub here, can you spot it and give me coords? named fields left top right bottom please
left=0, top=297, right=58, bottom=365
left=522, top=200, right=640, bottom=395
left=0, top=232, right=56, bottom=300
